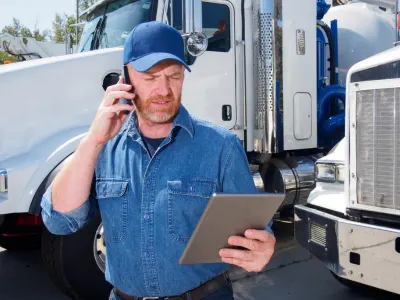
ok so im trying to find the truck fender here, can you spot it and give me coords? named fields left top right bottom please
left=27, top=132, right=86, bottom=215
left=29, top=153, right=73, bottom=215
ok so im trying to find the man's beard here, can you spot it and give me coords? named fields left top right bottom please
left=134, top=94, right=181, bottom=124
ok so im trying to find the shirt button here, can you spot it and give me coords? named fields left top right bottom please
left=144, top=214, right=150, bottom=220
left=189, top=186, right=194, bottom=192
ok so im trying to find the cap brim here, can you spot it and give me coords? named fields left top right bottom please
left=130, top=52, right=191, bottom=72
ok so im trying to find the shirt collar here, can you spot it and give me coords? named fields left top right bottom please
left=122, top=104, right=194, bottom=139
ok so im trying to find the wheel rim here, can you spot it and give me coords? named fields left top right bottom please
left=93, top=223, right=106, bottom=273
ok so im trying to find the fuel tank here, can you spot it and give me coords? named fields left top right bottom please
left=322, top=1, right=396, bottom=85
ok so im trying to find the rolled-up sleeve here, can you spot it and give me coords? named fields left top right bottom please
left=40, top=176, right=98, bottom=235
left=221, top=135, right=274, bottom=235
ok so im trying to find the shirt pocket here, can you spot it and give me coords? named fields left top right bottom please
left=167, top=178, right=217, bottom=243
left=95, top=179, right=129, bottom=243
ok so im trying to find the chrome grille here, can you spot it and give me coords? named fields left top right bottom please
left=310, top=222, right=326, bottom=247
left=357, top=88, right=400, bottom=209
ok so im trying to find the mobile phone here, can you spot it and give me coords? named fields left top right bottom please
left=121, top=65, right=135, bottom=114
left=123, top=66, right=135, bottom=93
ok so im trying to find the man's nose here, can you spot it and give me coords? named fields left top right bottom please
left=156, top=76, right=170, bottom=96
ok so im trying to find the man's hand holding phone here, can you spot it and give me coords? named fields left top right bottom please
left=87, top=77, right=135, bottom=147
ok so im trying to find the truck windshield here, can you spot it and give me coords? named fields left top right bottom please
left=78, top=0, right=155, bottom=52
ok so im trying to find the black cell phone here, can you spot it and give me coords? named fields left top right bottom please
left=121, top=65, right=135, bottom=115
left=123, top=65, right=135, bottom=93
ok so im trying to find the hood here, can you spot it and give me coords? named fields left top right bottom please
left=0, top=47, right=124, bottom=161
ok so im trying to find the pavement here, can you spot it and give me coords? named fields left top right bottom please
left=0, top=220, right=398, bottom=300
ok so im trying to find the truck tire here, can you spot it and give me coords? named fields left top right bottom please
left=41, top=212, right=112, bottom=300
left=0, top=233, right=41, bottom=251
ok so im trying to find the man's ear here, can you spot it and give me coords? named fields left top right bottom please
left=127, top=64, right=138, bottom=87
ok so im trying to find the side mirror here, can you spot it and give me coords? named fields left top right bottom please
left=182, top=0, right=207, bottom=56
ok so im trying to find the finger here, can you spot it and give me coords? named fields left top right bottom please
left=105, top=83, right=133, bottom=94
left=118, top=112, right=128, bottom=124
left=220, top=257, right=248, bottom=270
left=222, top=256, right=266, bottom=273
left=107, top=104, right=135, bottom=114
left=228, top=236, right=263, bottom=252
left=219, top=248, right=254, bottom=262
left=118, top=76, right=124, bottom=84
left=118, top=108, right=134, bottom=123
left=104, top=91, right=135, bottom=106
left=245, top=229, right=275, bottom=244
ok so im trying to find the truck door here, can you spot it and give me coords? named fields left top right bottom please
left=166, top=0, right=237, bottom=130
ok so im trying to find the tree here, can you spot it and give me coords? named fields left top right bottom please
left=51, top=13, right=78, bottom=45
left=0, top=51, right=15, bottom=64
left=2, top=18, right=22, bottom=37
left=33, top=21, right=50, bottom=42
left=52, top=13, right=65, bottom=43
left=79, top=0, right=98, bottom=15
left=20, top=27, right=32, bottom=38
left=76, top=0, right=99, bottom=42
left=1, top=17, right=49, bottom=40
left=0, top=17, right=51, bottom=64
left=33, top=28, right=50, bottom=42
left=0, top=1, right=100, bottom=63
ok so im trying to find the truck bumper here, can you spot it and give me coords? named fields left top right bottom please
left=294, top=204, right=400, bottom=295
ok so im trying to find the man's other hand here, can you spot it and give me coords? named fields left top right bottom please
left=219, top=229, right=276, bottom=273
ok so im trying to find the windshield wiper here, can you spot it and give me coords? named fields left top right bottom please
left=92, top=15, right=108, bottom=50
left=98, top=16, right=109, bottom=48
left=80, top=17, right=103, bottom=52
left=80, top=31, right=95, bottom=52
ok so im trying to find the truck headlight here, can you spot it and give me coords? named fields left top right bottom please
left=315, top=163, right=345, bottom=183
left=336, top=164, right=345, bottom=183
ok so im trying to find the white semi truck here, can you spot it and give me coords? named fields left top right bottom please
left=0, top=0, right=396, bottom=299
left=294, top=0, right=400, bottom=296
left=0, top=33, right=76, bottom=62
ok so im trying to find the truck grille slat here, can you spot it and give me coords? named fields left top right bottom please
left=357, top=88, right=400, bottom=209
left=310, top=222, right=327, bottom=247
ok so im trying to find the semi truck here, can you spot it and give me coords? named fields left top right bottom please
left=0, top=33, right=76, bottom=62
left=0, top=0, right=396, bottom=299
left=294, top=0, right=400, bottom=296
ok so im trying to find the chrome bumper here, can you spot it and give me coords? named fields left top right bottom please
left=0, top=169, right=7, bottom=193
left=294, top=205, right=400, bottom=295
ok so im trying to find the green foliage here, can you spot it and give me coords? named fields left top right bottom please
left=75, top=0, right=100, bottom=45
left=0, top=0, right=101, bottom=63
left=51, top=13, right=79, bottom=45
left=0, top=51, right=15, bottom=64
left=2, top=18, right=22, bottom=36
left=1, top=17, right=50, bottom=40
left=79, top=0, right=98, bottom=14
left=52, top=13, right=66, bottom=43
left=33, top=27, right=51, bottom=42
left=0, top=18, right=51, bottom=63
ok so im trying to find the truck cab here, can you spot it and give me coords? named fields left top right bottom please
left=294, top=3, right=400, bottom=293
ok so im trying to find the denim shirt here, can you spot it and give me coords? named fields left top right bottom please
left=41, top=105, right=273, bottom=297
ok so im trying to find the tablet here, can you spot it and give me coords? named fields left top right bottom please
left=179, top=193, right=285, bottom=265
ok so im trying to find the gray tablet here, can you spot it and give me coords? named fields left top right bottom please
left=179, top=193, right=285, bottom=265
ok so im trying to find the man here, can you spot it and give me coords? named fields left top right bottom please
left=41, top=21, right=275, bottom=300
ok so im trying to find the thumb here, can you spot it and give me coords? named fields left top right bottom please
left=118, top=76, right=124, bottom=84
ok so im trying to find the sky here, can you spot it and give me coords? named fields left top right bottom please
left=0, top=0, right=77, bottom=33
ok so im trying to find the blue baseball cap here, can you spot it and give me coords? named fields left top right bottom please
left=123, top=21, right=191, bottom=72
